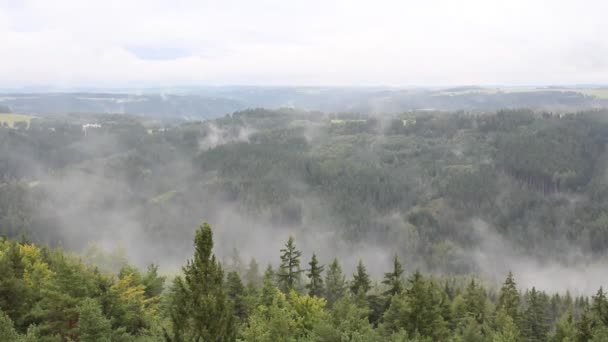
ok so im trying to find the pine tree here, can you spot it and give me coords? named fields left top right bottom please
left=382, top=255, right=404, bottom=297
left=324, top=258, right=347, bottom=307
left=306, top=253, right=325, bottom=297
left=277, top=236, right=303, bottom=293
left=350, top=260, right=371, bottom=296
left=167, top=222, right=235, bottom=342
left=497, top=272, right=520, bottom=322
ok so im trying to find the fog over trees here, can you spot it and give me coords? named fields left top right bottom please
left=3, top=102, right=608, bottom=339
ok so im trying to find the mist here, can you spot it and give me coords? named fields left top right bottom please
left=4, top=109, right=608, bottom=297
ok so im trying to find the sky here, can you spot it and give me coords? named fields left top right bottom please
left=0, top=0, right=607, bottom=87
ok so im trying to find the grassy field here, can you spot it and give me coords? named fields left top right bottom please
left=0, top=113, right=34, bottom=128
left=576, top=88, right=608, bottom=99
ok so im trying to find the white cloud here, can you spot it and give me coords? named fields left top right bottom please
left=0, top=0, right=606, bottom=86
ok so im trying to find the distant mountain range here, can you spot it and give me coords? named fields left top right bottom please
left=1, top=86, right=607, bottom=119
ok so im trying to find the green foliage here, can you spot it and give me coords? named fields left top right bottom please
left=382, top=256, right=404, bottom=297
left=350, top=260, right=371, bottom=296
left=380, top=271, right=449, bottom=340
left=167, top=222, right=235, bottom=341
left=76, top=298, right=112, bottom=342
left=324, top=258, right=347, bottom=308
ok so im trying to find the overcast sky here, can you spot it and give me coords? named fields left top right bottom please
left=1, top=0, right=606, bottom=87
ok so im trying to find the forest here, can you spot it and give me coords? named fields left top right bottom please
left=3, top=107, right=608, bottom=340
left=2, top=222, right=608, bottom=341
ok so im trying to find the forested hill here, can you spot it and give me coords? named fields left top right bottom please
left=2, top=108, right=608, bottom=292
left=1, top=87, right=607, bottom=119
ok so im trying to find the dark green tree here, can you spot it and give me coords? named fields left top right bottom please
left=381, top=271, right=449, bottom=340
left=167, top=222, right=235, bottom=342
left=306, top=253, right=325, bottom=297
left=382, top=255, right=404, bottom=297
left=277, top=236, right=303, bottom=293
left=522, top=287, right=549, bottom=342
left=350, top=260, right=371, bottom=296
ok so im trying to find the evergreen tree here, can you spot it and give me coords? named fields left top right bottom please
left=277, top=236, right=303, bottom=293
left=306, top=253, right=325, bottom=297
left=142, top=264, right=165, bottom=298
left=350, top=260, right=372, bottom=296
left=226, top=271, right=247, bottom=322
left=76, top=298, right=112, bottom=342
left=382, top=255, right=404, bottom=297
left=381, top=271, right=449, bottom=340
left=244, top=258, right=261, bottom=293
left=522, top=287, right=549, bottom=342
left=576, top=310, right=594, bottom=342
left=551, top=311, right=576, bottom=342
left=462, top=279, right=488, bottom=324
left=261, top=264, right=276, bottom=307
left=324, top=258, right=347, bottom=307
left=167, top=222, right=235, bottom=342
left=494, top=308, right=521, bottom=342
left=592, top=287, right=608, bottom=325
left=497, top=272, right=520, bottom=322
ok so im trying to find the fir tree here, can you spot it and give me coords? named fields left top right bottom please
left=306, top=253, right=325, bottom=297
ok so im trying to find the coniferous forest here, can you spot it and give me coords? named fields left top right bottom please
left=3, top=107, right=608, bottom=340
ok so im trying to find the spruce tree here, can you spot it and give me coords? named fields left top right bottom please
left=324, top=258, right=347, bottom=307
left=382, top=255, right=404, bottom=297
left=350, top=260, right=371, bottom=296
left=167, top=222, right=235, bottom=342
left=497, top=272, right=520, bottom=322
left=277, top=236, right=303, bottom=293
left=305, top=253, right=325, bottom=297
left=522, top=287, right=549, bottom=342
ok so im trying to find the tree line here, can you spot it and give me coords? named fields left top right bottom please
left=2, top=222, right=608, bottom=341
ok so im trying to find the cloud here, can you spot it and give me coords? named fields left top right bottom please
left=0, top=0, right=607, bottom=86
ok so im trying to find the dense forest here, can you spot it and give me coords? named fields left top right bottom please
left=3, top=223, right=608, bottom=341
left=3, top=107, right=608, bottom=340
